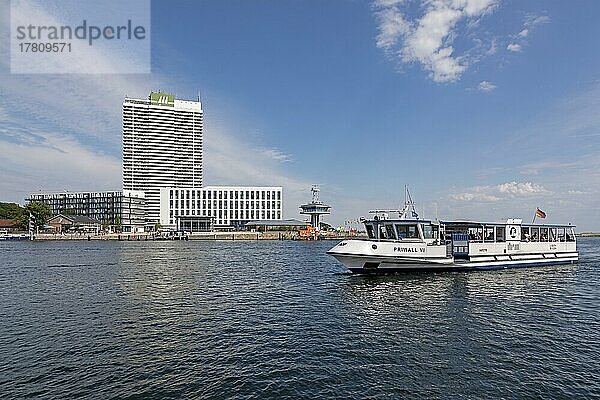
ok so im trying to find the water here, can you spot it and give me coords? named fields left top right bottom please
left=1, top=238, right=599, bottom=399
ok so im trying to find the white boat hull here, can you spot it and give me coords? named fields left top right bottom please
left=328, top=239, right=578, bottom=274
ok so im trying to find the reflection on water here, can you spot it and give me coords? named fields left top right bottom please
left=0, top=238, right=598, bottom=398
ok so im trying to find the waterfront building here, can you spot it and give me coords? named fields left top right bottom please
left=123, top=91, right=203, bottom=228
left=159, top=186, right=283, bottom=231
left=26, top=190, right=146, bottom=232
left=47, top=214, right=102, bottom=234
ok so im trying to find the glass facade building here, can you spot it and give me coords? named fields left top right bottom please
left=26, top=190, right=146, bottom=232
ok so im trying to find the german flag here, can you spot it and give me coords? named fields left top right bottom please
left=535, top=208, right=546, bottom=219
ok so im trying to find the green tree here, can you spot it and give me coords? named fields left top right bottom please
left=0, top=202, right=28, bottom=229
left=25, top=202, right=52, bottom=231
left=0, top=202, right=27, bottom=220
left=61, top=208, right=77, bottom=216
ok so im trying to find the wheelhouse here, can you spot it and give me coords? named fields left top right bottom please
left=363, top=218, right=441, bottom=243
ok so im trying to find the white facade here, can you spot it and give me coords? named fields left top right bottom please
left=159, top=186, right=283, bottom=229
left=122, top=92, right=203, bottom=227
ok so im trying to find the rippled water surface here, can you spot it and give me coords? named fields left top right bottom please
left=1, top=238, right=599, bottom=398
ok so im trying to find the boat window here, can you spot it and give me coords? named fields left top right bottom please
left=484, top=227, right=495, bottom=242
left=531, top=227, right=540, bottom=241
left=379, top=225, right=388, bottom=239
left=396, top=224, right=419, bottom=239
left=385, top=224, right=396, bottom=240
left=540, top=227, right=549, bottom=241
left=365, top=224, right=375, bottom=239
left=468, top=227, right=483, bottom=242
left=422, top=224, right=434, bottom=239
left=521, top=227, right=530, bottom=241
left=496, top=226, right=505, bottom=242
left=558, top=228, right=565, bottom=241
left=566, top=228, right=575, bottom=242
left=549, top=228, right=557, bottom=242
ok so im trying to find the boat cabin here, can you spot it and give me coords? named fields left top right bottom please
left=363, top=217, right=441, bottom=244
left=362, top=217, right=576, bottom=252
left=440, top=220, right=576, bottom=243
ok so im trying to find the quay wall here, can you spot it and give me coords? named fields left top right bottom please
left=31, top=232, right=364, bottom=241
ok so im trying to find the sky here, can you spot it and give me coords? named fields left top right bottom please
left=0, top=0, right=599, bottom=230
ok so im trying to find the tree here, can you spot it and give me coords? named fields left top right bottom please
left=25, top=202, right=52, bottom=231
left=0, top=202, right=27, bottom=220
left=0, top=202, right=28, bottom=230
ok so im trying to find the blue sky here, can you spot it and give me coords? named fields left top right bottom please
left=1, top=0, right=599, bottom=230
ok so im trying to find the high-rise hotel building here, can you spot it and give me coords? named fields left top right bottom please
left=123, top=92, right=203, bottom=227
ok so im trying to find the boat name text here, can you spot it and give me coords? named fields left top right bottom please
left=393, top=247, right=425, bottom=253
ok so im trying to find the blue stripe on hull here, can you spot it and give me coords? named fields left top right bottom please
left=348, top=259, right=577, bottom=274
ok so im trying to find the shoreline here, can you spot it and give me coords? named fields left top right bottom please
left=26, top=232, right=364, bottom=241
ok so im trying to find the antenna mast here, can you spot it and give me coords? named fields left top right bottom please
left=399, top=185, right=419, bottom=219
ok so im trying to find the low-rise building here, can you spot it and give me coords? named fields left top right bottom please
left=47, top=214, right=102, bottom=234
left=26, top=190, right=145, bottom=232
left=159, top=186, right=283, bottom=231
left=0, top=219, right=21, bottom=232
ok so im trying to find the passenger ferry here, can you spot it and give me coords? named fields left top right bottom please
left=327, top=190, right=578, bottom=273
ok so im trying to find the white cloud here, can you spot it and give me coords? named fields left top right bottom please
left=257, top=148, right=293, bottom=163
left=0, top=1, right=312, bottom=218
left=496, top=181, right=546, bottom=195
left=374, top=0, right=411, bottom=50
left=203, top=124, right=310, bottom=218
left=478, top=80, right=496, bottom=92
left=524, top=14, right=550, bottom=28
left=450, top=192, right=501, bottom=202
left=450, top=181, right=548, bottom=203
left=507, top=14, right=550, bottom=54
left=507, top=43, right=522, bottom=52
left=373, top=0, right=498, bottom=82
left=0, top=130, right=121, bottom=202
left=486, top=39, right=498, bottom=55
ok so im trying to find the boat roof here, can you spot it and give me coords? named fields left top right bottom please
left=440, top=220, right=576, bottom=228
left=364, top=218, right=433, bottom=224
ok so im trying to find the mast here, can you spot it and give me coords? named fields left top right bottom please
left=398, top=185, right=419, bottom=220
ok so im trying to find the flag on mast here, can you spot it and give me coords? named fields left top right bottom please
left=535, top=208, right=546, bottom=219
